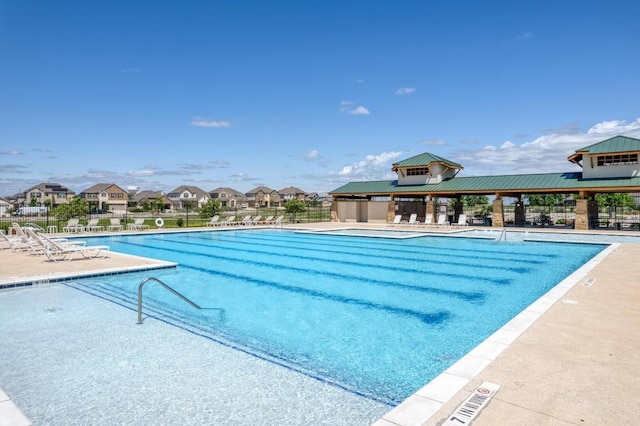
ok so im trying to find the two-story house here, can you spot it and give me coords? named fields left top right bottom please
left=245, top=186, right=281, bottom=207
left=80, top=183, right=129, bottom=213
left=208, top=187, right=247, bottom=208
left=22, top=183, right=75, bottom=208
left=167, top=185, right=210, bottom=209
left=131, top=190, right=173, bottom=212
left=278, top=186, right=307, bottom=202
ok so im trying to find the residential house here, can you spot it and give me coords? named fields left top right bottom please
left=245, top=186, right=281, bottom=207
left=278, top=186, right=307, bottom=202
left=80, top=183, right=129, bottom=213
left=0, top=197, right=12, bottom=216
left=209, top=187, right=247, bottom=208
left=167, top=185, right=210, bottom=209
left=131, top=190, right=173, bottom=212
left=22, top=183, right=75, bottom=208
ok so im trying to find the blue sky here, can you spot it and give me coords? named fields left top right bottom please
left=1, top=0, right=639, bottom=197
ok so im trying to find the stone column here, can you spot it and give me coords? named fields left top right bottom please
left=575, top=199, right=589, bottom=230
left=330, top=199, right=339, bottom=222
left=492, top=198, right=504, bottom=228
left=425, top=200, right=437, bottom=224
left=388, top=200, right=397, bottom=222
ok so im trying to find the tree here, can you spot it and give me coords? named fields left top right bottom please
left=52, top=196, right=89, bottom=221
left=525, top=194, right=565, bottom=207
left=460, top=195, right=488, bottom=206
left=284, top=198, right=307, bottom=222
left=152, top=197, right=166, bottom=213
left=199, top=199, right=221, bottom=218
left=595, top=193, right=636, bottom=208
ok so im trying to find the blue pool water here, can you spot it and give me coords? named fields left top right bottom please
left=69, top=229, right=605, bottom=404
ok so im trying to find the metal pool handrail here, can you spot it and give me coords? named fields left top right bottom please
left=137, top=277, right=201, bottom=324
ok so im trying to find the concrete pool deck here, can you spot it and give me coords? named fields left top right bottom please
left=1, top=224, right=639, bottom=425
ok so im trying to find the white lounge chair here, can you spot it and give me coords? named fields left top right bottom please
left=63, top=218, right=84, bottom=233
left=388, top=215, right=402, bottom=226
left=261, top=215, right=274, bottom=225
left=402, top=213, right=418, bottom=226
left=435, top=214, right=450, bottom=227
left=420, top=213, right=434, bottom=226
left=220, top=215, right=236, bottom=226
left=128, top=218, right=149, bottom=231
left=106, top=218, right=123, bottom=232
left=0, top=230, right=24, bottom=250
left=206, top=215, right=220, bottom=226
left=239, top=215, right=253, bottom=225
left=452, top=214, right=468, bottom=226
left=24, top=228, right=83, bottom=256
left=36, top=232, right=109, bottom=262
left=85, top=218, right=104, bottom=232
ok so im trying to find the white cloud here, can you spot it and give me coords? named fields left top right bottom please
left=339, top=101, right=370, bottom=116
left=395, top=87, right=415, bottom=95
left=518, top=32, right=533, bottom=39
left=335, top=151, right=402, bottom=180
left=420, top=139, right=446, bottom=146
left=190, top=117, right=231, bottom=128
left=0, top=149, right=24, bottom=156
left=454, top=117, right=640, bottom=176
left=304, top=150, right=318, bottom=160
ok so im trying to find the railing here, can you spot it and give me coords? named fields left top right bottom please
left=137, top=277, right=201, bottom=324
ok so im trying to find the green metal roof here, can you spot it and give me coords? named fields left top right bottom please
left=392, top=152, right=463, bottom=169
left=574, top=135, right=640, bottom=154
left=329, top=172, right=640, bottom=196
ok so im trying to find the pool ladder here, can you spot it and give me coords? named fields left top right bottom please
left=137, top=277, right=201, bottom=324
left=496, top=228, right=507, bottom=242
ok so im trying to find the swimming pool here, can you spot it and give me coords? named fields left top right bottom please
left=0, top=229, right=606, bottom=424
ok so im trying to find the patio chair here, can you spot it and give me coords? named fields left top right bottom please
left=85, top=218, right=104, bottom=232
left=220, top=215, right=236, bottom=226
left=206, top=215, right=220, bottom=226
left=420, top=213, right=434, bottom=226
left=36, top=231, right=109, bottom=262
left=387, top=215, right=402, bottom=226
left=435, top=214, right=450, bottom=227
left=402, top=213, right=418, bottom=226
left=106, top=218, right=123, bottom=232
left=239, top=215, right=253, bottom=225
left=128, top=218, right=149, bottom=231
left=63, top=218, right=84, bottom=233
left=451, top=214, right=468, bottom=226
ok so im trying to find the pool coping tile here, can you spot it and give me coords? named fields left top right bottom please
left=373, top=242, right=619, bottom=426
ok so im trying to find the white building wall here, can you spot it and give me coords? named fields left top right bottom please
left=582, top=155, right=640, bottom=179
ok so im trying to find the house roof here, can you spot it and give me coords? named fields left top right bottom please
left=568, top=135, right=640, bottom=164
left=391, top=152, right=463, bottom=171
left=168, top=185, right=210, bottom=198
left=278, top=186, right=306, bottom=195
left=209, top=187, right=245, bottom=197
left=24, top=182, right=74, bottom=194
left=132, top=190, right=168, bottom=202
left=246, top=186, right=276, bottom=195
left=329, top=172, right=640, bottom=197
left=81, top=183, right=127, bottom=194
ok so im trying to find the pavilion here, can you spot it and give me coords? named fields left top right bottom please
left=329, top=135, right=640, bottom=230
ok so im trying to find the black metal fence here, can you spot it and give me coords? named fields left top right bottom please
left=0, top=206, right=332, bottom=234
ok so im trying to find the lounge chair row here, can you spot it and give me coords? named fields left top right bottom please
left=206, top=215, right=284, bottom=227
left=388, top=213, right=469, bottom=227
left=1, top=223, right=109, bottom=261
left=59, top=218, right=148, bottom=233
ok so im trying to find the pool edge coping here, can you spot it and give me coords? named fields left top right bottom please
left=371, top=242, right=619, bottom=426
